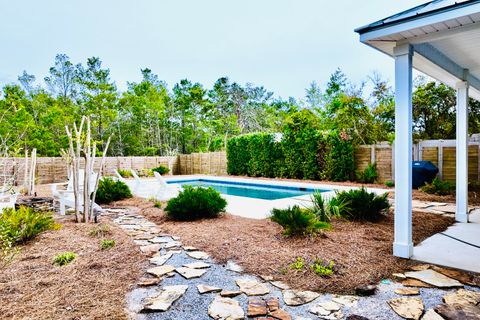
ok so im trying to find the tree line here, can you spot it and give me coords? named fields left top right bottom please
left=1, top=53, right=479, bottom=157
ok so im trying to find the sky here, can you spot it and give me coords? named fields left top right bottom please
left=0, top=0, right=427, bottom=99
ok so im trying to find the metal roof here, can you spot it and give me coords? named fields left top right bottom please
left=355, top=0, right=478, bottom=34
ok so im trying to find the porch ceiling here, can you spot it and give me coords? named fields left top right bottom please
left=356, top=0, right=480, bottom=100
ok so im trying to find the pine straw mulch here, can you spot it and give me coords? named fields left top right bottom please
left=0, top=215, right=145, bottom=320
left=113, top=197, right=456, bottom=295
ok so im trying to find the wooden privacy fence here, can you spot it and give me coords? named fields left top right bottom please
left=355, top=139, right=480, bottom=183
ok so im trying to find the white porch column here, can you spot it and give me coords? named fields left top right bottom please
left=393, top=44, right=413, bottom=258
left=456, top=81, right=469, bottom=223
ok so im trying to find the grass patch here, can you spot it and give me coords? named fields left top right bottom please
left=53, top=252, right=77, bottom=266
left=100, top=239, right=116, bottom=250
left=89, top=224, right=111, bottom=237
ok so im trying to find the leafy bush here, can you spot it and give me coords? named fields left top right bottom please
left=0, top=206, right=59, bottom=244
left=152, top=165, right=170, bottom=175
left=117, top=169, right=132, bottom=178
left=385, top=180, right=395, bottom=188
left=96, top=177, right=132, bottom=204
left=356, top=163, right=378, bottom=183
left=334, top=187, right=390, bottom=222
left=289, top=257, right=305, bottom=270
left=165, top=186, right=227, bottom=221
left=0, top=223, right=18, bottom=269
left=307, top=190, right=351, bottom=223
left=270, top=205, right=330, bottom=236
left=53, top=252, right=77, bottom=266
left=420, top=177, right=455, bottom=195
left=153, top=201, right=162, bottom=209
left=141, top=169, right=154, bottom=177
left=310, top=259, right=335, bottom=277
left=320, top=130, right=355, bottom=182
left=100, top=239, right=116, bottom=250
left=89, top=224, right=111, bottom=237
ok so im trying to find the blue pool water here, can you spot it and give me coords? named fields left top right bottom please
left=168, top=179, right=325, bottom=200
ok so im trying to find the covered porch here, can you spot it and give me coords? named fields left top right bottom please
left=356, top=0, right=480, bottom=272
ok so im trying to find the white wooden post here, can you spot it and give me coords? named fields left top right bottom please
left=456, top=81, right=469, bottom=223
left=393, top=44, right=413, bottom=258
left=438, top=140, right=444, bottom=179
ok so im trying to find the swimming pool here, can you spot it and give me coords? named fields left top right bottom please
left=167, top=179, right=325, bottom=200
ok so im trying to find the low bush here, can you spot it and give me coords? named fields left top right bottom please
left=270, top=205, right=330, bottom=236
left=289, top=257, right=305, bottom=271
left=420, top=177, right=455, bottom=195
left=165, top=186, right=227, bottom=221
left=307, top=191, right=350, bottom=222
left=141, top=169, right=154, bottom=177
left=335, top=187, right=390, bottom=222
left=385, top=180, right=395, bottom=188
left=117, top=169, right=132, bottom=178
left=53, top=252, right=77, bottom=266
left=152, top=165, right=170, bottom=175
left=356, top=163, right=378, bottom=183
left=0, top=206, right=59, bottom=244
left=0, top=224, right=18, bottom=269
left=100, top=239, right=116, bottom=250
left=310, top=259, right=335, bottom=277
left=96, top=177, right=132, bottom=204
left=153, top=201, right=162, bottom=209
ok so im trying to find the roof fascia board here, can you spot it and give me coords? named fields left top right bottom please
left=359, top=2, right=480, bottom=42
left=397, top=21, right=480, bottom=45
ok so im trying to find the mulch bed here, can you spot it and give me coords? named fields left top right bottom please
left=114, top=197, right=455, bottom=294
left=0, top=216, right=145, bottom=320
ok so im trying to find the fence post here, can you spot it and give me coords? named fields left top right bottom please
left=418, top=142, right=423, bottom=161
left=370, top=145, right=376, bottom=164
left=438, top=140, right=444, bottom=179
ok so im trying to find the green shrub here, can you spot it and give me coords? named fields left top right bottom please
left=153, top=201, right=162, bottom=209
left=0, top=206, right=59, bottom=244
left=117, top=169, right=132, bottom=178
left=0, top=224, right=18, bottom=268
left=289, top=257, right=305, bottom=270
left=420, top=177, right=455, bottom=195
left=89, top=224, right=111, bottom=237
left=270, top=205, right=330, bottom=236
left=53, top=252, right=77, bottom=266
left=100, top=239, right=116, bottom=250
left=306, top=190, right=351, bottom=223
left=320, top=131, right=355, bottom=182
left=334, top=187, right=390, bottom=222
left=310, top=259, right=335, bottom=277
left=385, top=180, right=395, bottom=188
left=152, top=165, right=170, bottom=175
left=165, top=186, right=227, bottom=221
left=96, top=177, right=132, bottom=204
left=356, top=163, right=378, bottom=183
left=141, top=169, right=154, bottom=177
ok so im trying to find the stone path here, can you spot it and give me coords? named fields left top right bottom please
left=104, top=207, right=480, bottom=320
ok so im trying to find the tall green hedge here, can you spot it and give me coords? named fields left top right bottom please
left=226, top=112, right=355, bottom=181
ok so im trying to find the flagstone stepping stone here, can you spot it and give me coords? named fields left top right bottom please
left=269, top=308, right=292, bottom=320
left=432, top=266, right=476, bottom=285
left=282, top=289, right=320, bottom=306
left=388, top=297, right=424, bottom=320
left=346, top=315, right=370, bottom=320
left=134, top=240, right=151, bottom=246
left=140, top=244, right=162, bottom=255
left=134, top=234, right=155, bottom=240
left=331, top=295, right=359, bottom=307
left=176, top=267, right=207, bottom=279
left=183, top=261, right=210, bottom=269
left=183, top=246, right=197, bottom=251
left=120, top=224, right=141, bottom=230
left=197, top=284, right=222, bottom=294
left=260, top=275, right=274, bottom=281
left=164, top=241, right=182, bottom=249
left=137, top=277, right=162, bottom=287
left=422, top=308, right=444, bottom=320
left=236, top=279, right=270, bottom=296
left=395, top=288, right=420, bottom=296
left=443, top=289, right=480, bottom=306
left=402, top=279, right=433, bottom=288
left=146, top=265, right=176, bottom=277
left=318, top=301, right=341, bottom=312
left=404, top=269, right=463, bottom=288
left=149, top=236, right=173, bottom=244
left=266, top=297, right=279, bottom=312
left=393, top=273, right=407, bottom=280
left=186, top=250, right=209, bottom=260
left=226, top=260, right=244, bottom=273
left=271, top=281, right=290, bottom=290
left=435, top=303, right=480, bottom=320
left=149, top=252, right=174, bottom=266
left=309, top=304, right=331, bottom=317
left=409, top=264, right=432, bottom=271
left=208, top=296, right=245, bottom=320
left=220, top=290, right=242, bottom=297
left=247, top=297, right=268, bottom=317
left=142, top=285, right=188, bottom=311
left=355, top=284, right=377, bottom=296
